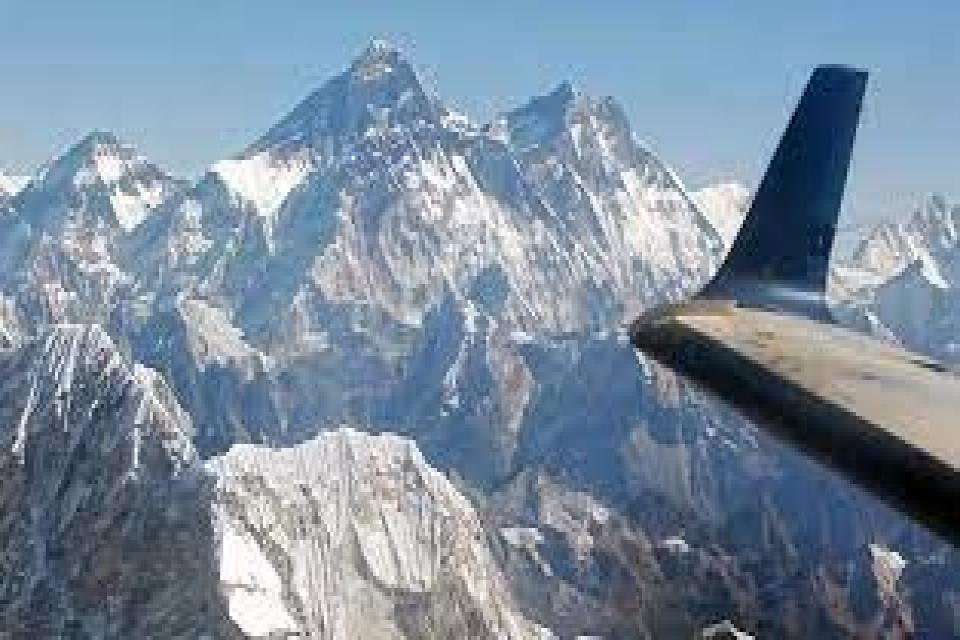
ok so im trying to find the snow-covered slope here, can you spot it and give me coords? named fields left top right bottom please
left=211, top=150, right=312, bottom=242
left=208, top=428, right=551, bottom=639
left=847, top=194, right=959, bottom=283
left=0, top=132, right=183, bottom=328
left=0, top=170, right=29, bottom=199
left=0, top=170, right=29, bottom=219
left=835, top=194, right=960, bottom=362
left=693, top=181, right=749, bottom=246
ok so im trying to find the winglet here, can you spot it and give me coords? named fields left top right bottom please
left=699, top=65, right=868, bottom=320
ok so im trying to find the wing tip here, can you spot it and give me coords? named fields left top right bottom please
left=698, top=63, right=868, bottom=321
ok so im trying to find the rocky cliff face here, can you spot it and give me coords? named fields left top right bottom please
left=208, top=428, right=551, bottom=639
left=0, top=325, right=221, bottom=637
left=0, top=327, right=549, bottom=638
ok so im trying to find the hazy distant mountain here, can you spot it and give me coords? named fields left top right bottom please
left=835, top=194, right=960, bottom=364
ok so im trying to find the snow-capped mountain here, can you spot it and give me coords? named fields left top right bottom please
left=23, top=132, right=179, bottom=233
left=834, top=194, right=960, bottom=362
left=99, top=40, right=732, bottom=462
left=848, top=194, right=959, bottom=283
left=0, top=132, right=183, bottom=328
left=0, top=43, right=723, bottom=344
left=136, top=40, right=721, bottom=346
left=1, top=42, right=958, bottom=638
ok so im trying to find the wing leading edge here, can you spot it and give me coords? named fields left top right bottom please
left=631, top=66, right=960, bottom=545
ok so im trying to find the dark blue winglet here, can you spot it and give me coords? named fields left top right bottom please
left=699, top=65, right=868, bottom=320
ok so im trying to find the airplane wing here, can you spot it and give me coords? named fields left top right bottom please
left=630, top=66, right=960, bottom=544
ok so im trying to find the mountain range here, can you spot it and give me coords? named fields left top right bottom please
left=1, top=41, right=958, bottom=638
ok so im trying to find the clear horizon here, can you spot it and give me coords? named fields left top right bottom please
left=1, top=0, right=957, bottom=229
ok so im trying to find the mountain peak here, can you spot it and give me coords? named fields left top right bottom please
left=500, top=82, right=599, bottom=153
left=61, top=131, right=131, bottom=166
left=76, top=130, right=124, bottom=150
left=15, top=130, right=179, bottom=232
left=42, top=130, right=178, bottom=191
left=353, top=38, right=400, bottom=66
left=345, top=39, right=420, bottom=92
left=550, top=80, right=582, bottom=104
left=906, top=193, right=960, bottom=252
left=42, top=130, right=142, bottom=186
left=516, top=81, right=585, bottom=121
left=250, top=41, right=444, bottom=155
left=846, top=193, right=960, bottom=282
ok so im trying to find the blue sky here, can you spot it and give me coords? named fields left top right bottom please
left=0, top=0, right=957, bottom=228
